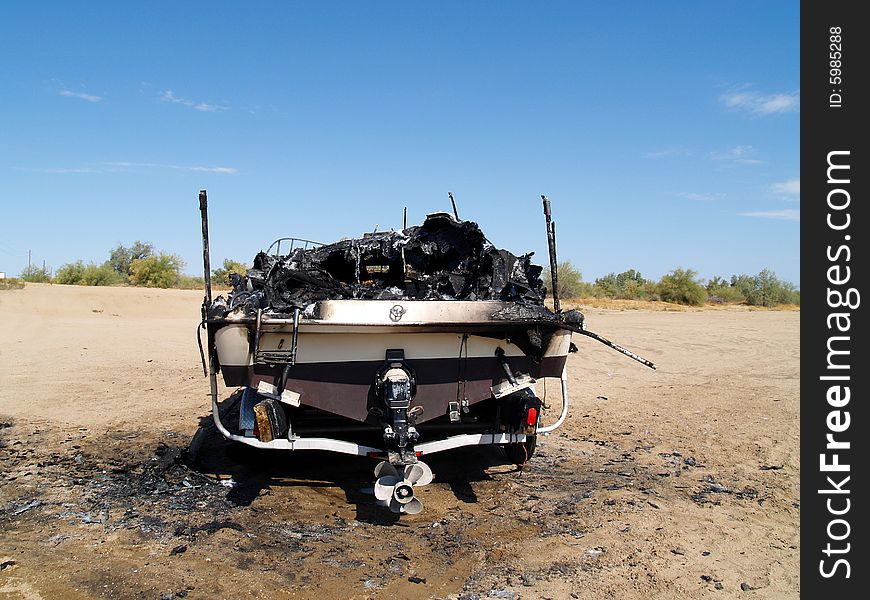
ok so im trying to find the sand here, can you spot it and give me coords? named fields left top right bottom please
left=0, top=283, right=799, bottom=599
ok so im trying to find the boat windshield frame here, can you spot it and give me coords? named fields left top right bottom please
left=265, top=237, right=325, bottom=257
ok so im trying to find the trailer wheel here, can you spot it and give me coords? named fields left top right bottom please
left=504, top=435, right=536, bottom=465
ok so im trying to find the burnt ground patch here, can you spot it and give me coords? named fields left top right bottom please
left=0, top=415, right=777, bottom=599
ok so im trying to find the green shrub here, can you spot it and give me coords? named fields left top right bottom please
left=55, top=261, right=124, bottom=286
left=640, top=281, right=660, bottom=301
left=86, top=264, right=124, bottom=286
left=593, top=273, right=618, bottom=297
left=108, top=241, right=154, bottom=277
left=543, top=260, right=585, bottom=299
left=19, top=265, right=52, bottom=283
left=212, top=259, right=249, bottom=287
left=729, top=274, right=756, bottom=300
left=55, top=261, right=85, bottom=285
left=575, top=281, right=596, bottom=298
left=736, top=269, right=800, bottom=307
left=129, top=253, right=184, bottom=288
left=658, top=267, right=707, bottom=306
left=594, top=269, right=647, bottom=299
left=617, top=278, right=642, bottom=299
left=706, top=275, right=747, bottom=304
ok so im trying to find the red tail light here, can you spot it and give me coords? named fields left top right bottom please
left=527, top=407, right=538, bottom=427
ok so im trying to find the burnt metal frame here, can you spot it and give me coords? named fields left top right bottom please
left=266, top=237, right=324, bottom=257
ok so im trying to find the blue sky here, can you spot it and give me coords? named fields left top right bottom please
left=0, top=2, right=799, bottom=284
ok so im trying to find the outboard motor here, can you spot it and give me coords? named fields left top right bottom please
left=375, top=349, right=421, bottom=465
left=372, top=349, right=432, bottom=513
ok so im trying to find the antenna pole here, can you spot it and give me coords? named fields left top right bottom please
left=541, top=195, right=560, bottom=313
left=199, top=190, right=212, bottom=306
left=448, top=192, right=460, bottom=220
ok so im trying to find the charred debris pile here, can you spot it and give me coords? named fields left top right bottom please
left=199, top=194, right=655, bottom=369
left=210, top=212, right=561, bottom=319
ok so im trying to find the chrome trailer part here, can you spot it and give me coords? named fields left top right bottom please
left=207, top=367, right=570, bottom=455
left=537, top=365, right=569, bottom=434
left=211, top=390, right=537, bottom=455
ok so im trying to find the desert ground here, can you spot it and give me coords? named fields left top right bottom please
left=0, top=284, right=799, bottom=599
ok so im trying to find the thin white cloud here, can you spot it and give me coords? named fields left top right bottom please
left=59, top=89, right=102, bottom=102
left=103, top=162, right=237, bottom=173
left=160, top=90, right=227, bottom=112
left=42, top=167, right=103, bottom=174
left=14, top=166, right=102, bottom=174
left=18, top=163, right=237, bottom=174
left=740, top=209, right=800, bottom=221
left=771, top=178, right=800, bottom=196
left=720, top=88, right=800, bottom=115
left=677, top=192, right=721, bottom=202
left=645, top=148, right=693, bottom=159
left=727, top=145, right=752, bottom=157
left=711, top=145, right=763, bottom=165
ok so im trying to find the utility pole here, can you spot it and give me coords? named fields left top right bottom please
left=27, top=249, right=31, bottom=272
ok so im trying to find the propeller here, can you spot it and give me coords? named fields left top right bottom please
left=373, top=460, right=433, bottom=514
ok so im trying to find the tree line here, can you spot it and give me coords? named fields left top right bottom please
left=17, top=242, right=251, bottom=290
left=545, top=261, right=799, bottom=307
left=18, top=242, right=194, bottom=289
left=17, top=245, right=798, bottom=307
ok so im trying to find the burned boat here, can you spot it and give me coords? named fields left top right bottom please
left=197, top=191, right=654, bottom=514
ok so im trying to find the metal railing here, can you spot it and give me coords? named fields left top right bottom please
left=266, top=237, right=324, bottom=257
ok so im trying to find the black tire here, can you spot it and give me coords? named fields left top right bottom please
left=504, top=435, right=537, bottom=465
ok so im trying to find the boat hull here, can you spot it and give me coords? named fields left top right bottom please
left=210, top=300, right=571, bottom=425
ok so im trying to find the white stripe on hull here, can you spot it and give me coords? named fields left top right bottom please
left=261, top=332, right=522, bottom=363
left=217, top=327, right=571, bottom=367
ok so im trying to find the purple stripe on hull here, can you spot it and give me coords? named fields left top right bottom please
left=220, top=355, right=567, bottom=424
